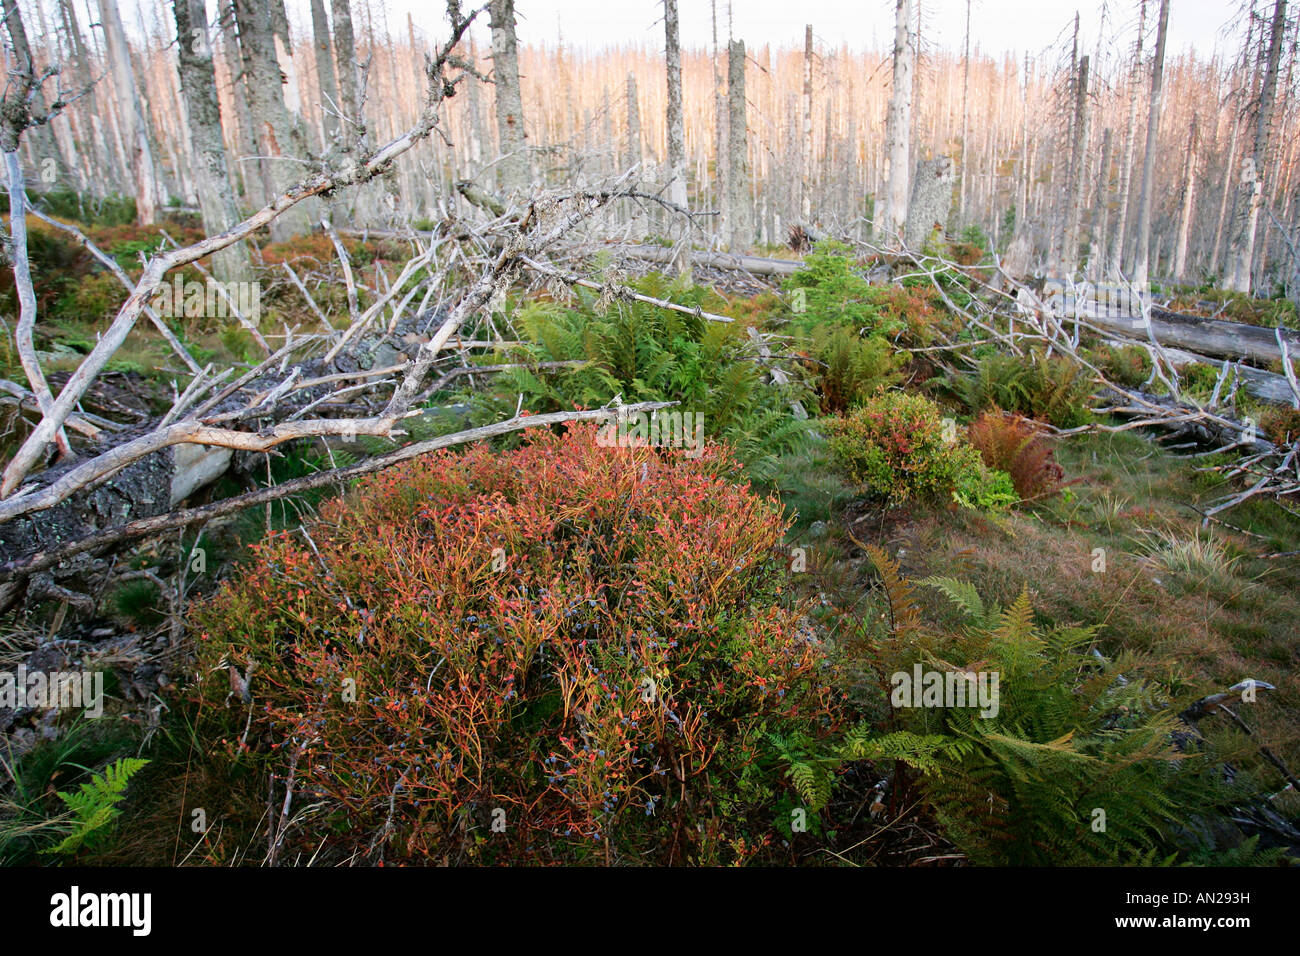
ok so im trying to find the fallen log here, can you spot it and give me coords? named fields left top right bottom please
left=599, top=242, right=802, bottom=277
left=1071, top=297, right=1300, bottom=367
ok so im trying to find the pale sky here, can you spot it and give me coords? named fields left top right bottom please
left=121, top=1, right=1243, bottom=62
left=369, top=1, right=1242, bottom=61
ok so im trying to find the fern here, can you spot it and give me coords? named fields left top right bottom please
left=468, top=280, right=813, bottom=475
left=920, top=575, right=991, bottom=628
left=43, top=757, right=148, bottom=857
left=766, top=732, right=836, bottom=813
left=841, top=727, right=973, bottom=775
left=854, top=562, right=1274, bottom=865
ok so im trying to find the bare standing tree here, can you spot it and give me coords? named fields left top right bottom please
left=331, top=0, right=362, bottom=143
left=958, top=0, right=971, bottom=224
left=310, top=0, right=341, bottom=150
left=1109, top=0, right=1148, bottom=274
left=663, top=0, right=690, bottom=276
left=96, top=0, right=163, bottom=224
left=1174, top=114, right=1200, bottom=279
left=232, top=0, right=314, bottom=240
left=712, top=0, right=726, bottom=224
left=1132, top=0, right=1171, bottom=290
left=1227, top=0, right=1289, bottom=292
left=802, top=23, right=814, bottom=224
left=172, top=0, right=250, bottom=283
left=663, top=0, right=687, bottom=211
left=625, top=72, right=642, bottom=170
left=1062, top=54, right=1091, bottom=274
left=489, top=0, right=528, bottom=196
left=881, top=0, right=915, bottom=244
left=726, top=38, right=749, bottom=253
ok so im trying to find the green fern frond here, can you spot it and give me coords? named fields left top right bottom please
left=43, top=757, right=148, bottom=857
left=920, top=575, right=989, bottom=625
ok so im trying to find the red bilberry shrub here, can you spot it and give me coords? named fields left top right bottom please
left=193, top=424, right=843, bottom=864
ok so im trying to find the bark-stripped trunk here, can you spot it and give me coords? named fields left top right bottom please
left=1209, top=117, right=1238, bottom=279
left=881, top=0, right=914, bottom=243
left=97, top=0, right=163, bottom=224
left=218, top=1, right=257, bottom=201
left=1019, top=54, right=1031, bottom=228
left=1132, top=0, right=1170, bottom=290
left=1091, top=127, right=1113, bottom=281
left=1063, top=55, right=1091, bottom=275
left=958, top=0, right=971, bottom=224
left=726, top=39, right=749, bottom=254
left=1174, top=114, right=1200, bottom=280
left=173, top=0, right=250, bottom=284
left=801, top=23, right=814, bottom=223
left=310, top=0, right=341, bottom=150
left=712, top=1, right=726, bottom=230
left=663, top=0, right=687, bottom=211
left=488, top=0, right=528, bottom=196
left=625, top=73, right=642, bottom=170
left=2, top=0, right=68, bottom=186
left=330, top=0, right=361, bottom=141
left=1226, top=0, right=1288, bottom=293
left=1109, top=0, right=1147, bottom=275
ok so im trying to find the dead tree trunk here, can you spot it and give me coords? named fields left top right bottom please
left=726, top=39, right=749, bottom=254
left=173, top=0, right=250, bottom=284
left=1227, top=0, right=1288, bottom=293
left=662, top=0, right=689, bottom=277
left=1174, top=114, right=1199, bottom=280
left=331, top=0, right=361, bottom=142
left=232, top=0, right=314, bottom=240
left=625, top=73, right=642, bottom=171
left=1109, top=0, right=1147, bottom=275
left=488, top=0, right=528, bottom=197
left=663, top=0, right=687, bottom=211
left=958, top=0, right=971, bottom=224
left=220, top=1, right=258, bottom=202
left=97, top=0, right=163, bottom=224
left=1063, top=54, right=1091, bottom=275
left=1, top=1, right=67, bottom=184
left=1090, top=127, right=1114, bottom=280
left=310, top=0, right=341, bottom=150
left=801, top=23, right=814, bottom=224
left=1132, top=0, right=1170, bottom=290
left=904, top=156, right=955, bottom=248
left=881, top=0, right=915, bottom=244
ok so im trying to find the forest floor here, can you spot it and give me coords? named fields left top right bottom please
left=3, top=214, right=1299, bottom=866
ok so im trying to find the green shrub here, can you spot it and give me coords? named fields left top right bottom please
left=52, top=272, right=127, bottom=323
left=191, top=425, right=845, bottom=865
left=26, top=188, right=137, bottom=227
left=1177, top=361, right=1223, bottom=404
left=826, top=390, right=1010, bottom=508
left=783, top=240, right=905, bottom=338
left=952, top=461, right=1018, bottom=511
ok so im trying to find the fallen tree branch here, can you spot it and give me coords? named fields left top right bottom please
left=0, top=402, right=672, bottom=583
